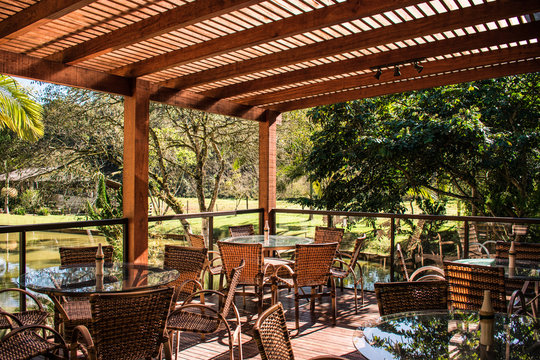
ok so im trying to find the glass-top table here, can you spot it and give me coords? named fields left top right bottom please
left=18, top=263, right=180, bottom=296
left=353, top=310, right=540, bottom=360
left=222, top=235, right=313, bottom=251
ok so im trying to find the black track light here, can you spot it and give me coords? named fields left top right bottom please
left=374, top=67, right=382, bottom=80
left=394, top=66, right=401, bottom=77
left=414, top=61, right=423, bottom=73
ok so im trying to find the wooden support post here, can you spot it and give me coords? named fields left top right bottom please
left=123, top=79, right=150, bottom=264
left=259, top=111, right=279, bottom=226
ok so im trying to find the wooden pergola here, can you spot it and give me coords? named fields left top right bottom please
left=1, top=0, right=538, bottom=263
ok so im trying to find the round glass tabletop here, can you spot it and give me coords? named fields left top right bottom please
left=453, top=258, right=540, bottom=281
left=222, top=234, right=312, bottom=249
left=353, top=310, right=540, bottom=360
left=18, top=263, right=179, bottom=296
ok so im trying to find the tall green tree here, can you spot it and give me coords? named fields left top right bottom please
left=0, top=76, right=43, bottom=142
left=305, top=74, right=540, bottom=217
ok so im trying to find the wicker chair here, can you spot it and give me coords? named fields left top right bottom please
left=253, top=302, right=348, bottom=360
left=374, top=280, right=448, bottom=316
left=0, top=310, right=69, bottom=360
left=275, top=242, right=339, bottom=330
left=330, top=234, right=366, bottom=313
left=314, top=226, right=344, bottom=246
left=0, top=288, right=48, bottom=331
left=217, top=241, right=274, bottom=314
left=164, top=245, right=208, bottom=302
left=396, top=243, right=445, bottom=282
left=70, top=287, right=175, bottom=360
left=228, top=224, right=255, bottom=237
left=59, top=245, right=115, bottom=266
left=444, top=261, right=510, bottom=313
left=55, top=245, right=115, bottom=340
left=166, top=260, right=245, bottom=360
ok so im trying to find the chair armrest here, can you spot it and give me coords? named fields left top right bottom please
left=3, top=323, right=68, bottom=351
left=508, top=289, right=527, bottom=316
left=183, top=289, right=227, bottom=304
left=0, top=310, right=23, bottom=328
left=274, top=264, right=295, bottom=283
left=71, top=325, right=95, bottom=359
left=0, top=288, right=45, bottom=312
left=409, top=266, right=445, bottom=281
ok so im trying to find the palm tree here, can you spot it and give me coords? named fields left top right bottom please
left=0, top=75, right=43, bottom=142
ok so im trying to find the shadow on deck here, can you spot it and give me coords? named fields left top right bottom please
left=174, top=287, right=379, bottom=359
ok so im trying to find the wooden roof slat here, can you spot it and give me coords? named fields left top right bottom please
left=0, top=0, right=93, bottom=45
left=111, top=0, right=422, bottom=77
left=272, top=57, right=540, bottom=112
left=202, top=20, right=538, bottom=100
left=162, top=0, right=539, bottom=90
left=47, top=0, right=260, bottom=64
left=246, top=43, right=540, bottom=106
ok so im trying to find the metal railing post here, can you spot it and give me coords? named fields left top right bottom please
left=208, top=216, right=214, bottom=290
left=19, top=231, right=27, bottom=311
left=463, top=220, right=469, bottom=259
left=390, top=218, right=395, bottom=282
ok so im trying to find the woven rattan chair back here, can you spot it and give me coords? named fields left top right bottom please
left=495, top=241, right=540, bottom=262
left=87, top=287, right=174, bottom=360
left=0, top=311, right=69, bottom=360
left=220, top=260, right=245, bottom=320
left=253, top=302, right=294, bottom=360
left=444, top=261, right=507, bottom=313
left=374, top=280, right=448, bottom=316
left=228, top=224, right=255, bottom=237
left=346, top=235, right=366, bottom=277
left=59, top=245, right=114, bottom=266
left=294, top=243, right=338, bottom=287
left=187, top=233, right=205, bottom=248
left=218, top=241, right=263, bottom=285
left=314, top=226, right=344, bottom=245
left=164, top=245, right=207, bottom=296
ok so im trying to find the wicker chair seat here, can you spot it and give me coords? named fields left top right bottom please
left=0, top=310, right=48, bottom=329
left=167, top=310, right=221, bottom=334
left=1, top=330, right=60, bottom=359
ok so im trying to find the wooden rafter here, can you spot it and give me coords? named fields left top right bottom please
left=47, top=0, right=260, bottom=64
left=112, top=0, right=423, bottom=77
left=205, top=21, right=539, bottom=101
left=0, top=0, right=93, bottom=45
left=271, top=58, right=540, bottom=112
left=162, top=0, right=539, bottom=90
left=247, top=44, right=540, bottom=106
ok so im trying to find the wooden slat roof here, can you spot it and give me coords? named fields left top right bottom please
left=0, top=0, right=538, bottom=119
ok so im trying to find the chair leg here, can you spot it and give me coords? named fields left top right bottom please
left=295, top=286, right=300, bottom=330
left=310, top=287, right=316, bottom=313
left=331, top=278, right=337, bottom=326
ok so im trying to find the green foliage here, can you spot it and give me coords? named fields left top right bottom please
left=304, top=75, right=540, bottom=217
left=86, top=175, right=123, bottom=260
left=19, top=189, right=41, bottom=213
left=0, top=76, right=43, bottom=142
left=12, top=206, right=25, bottom=215
left=37, top=207, right=50, bottom=216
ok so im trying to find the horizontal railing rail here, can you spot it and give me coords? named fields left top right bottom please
left=270, top=208, right=540, bottom=282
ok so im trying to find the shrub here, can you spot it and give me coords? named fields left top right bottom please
left=13, top=206, right=26, bottom=215
left=19, top=189, right=41, bottom=213
left=37, top=207, right=50, bottom=216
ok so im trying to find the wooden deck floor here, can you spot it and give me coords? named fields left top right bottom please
left=174, top=287, right=380, bottom=360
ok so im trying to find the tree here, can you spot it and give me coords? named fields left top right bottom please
left=305, top=74, right=540, bottom=217
left=0, top=76, right=43, bottom=142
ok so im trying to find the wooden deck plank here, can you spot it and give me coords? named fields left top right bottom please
left=173, top=288, right=379, bottom=359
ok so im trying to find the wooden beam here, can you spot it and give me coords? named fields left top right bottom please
left=150, top=87, right=278, bottom=122
left=271, top=58, right=540, bottom=112
left=47, top=0, right=259, bottom=64
left=164, top=0, right=539, bottom=90
left=203, top=21, right=539, bottom=100
left=259, top=112, right=279, bottom=222
left=0, top=0, right=92, bottom=45
left=244, top=44, right=540, bottom=106
left=123, top=79, right=150, bottom=264
left=0, top=49, right=131, bottom=96
left=114, top=0, right=422, bottom=77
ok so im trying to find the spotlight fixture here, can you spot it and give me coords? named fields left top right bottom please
left=414, top=61, right=423, bottom=73
left=374, top=67, right=382, bottom=80
left=394, top=66, right=401, bottom=77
